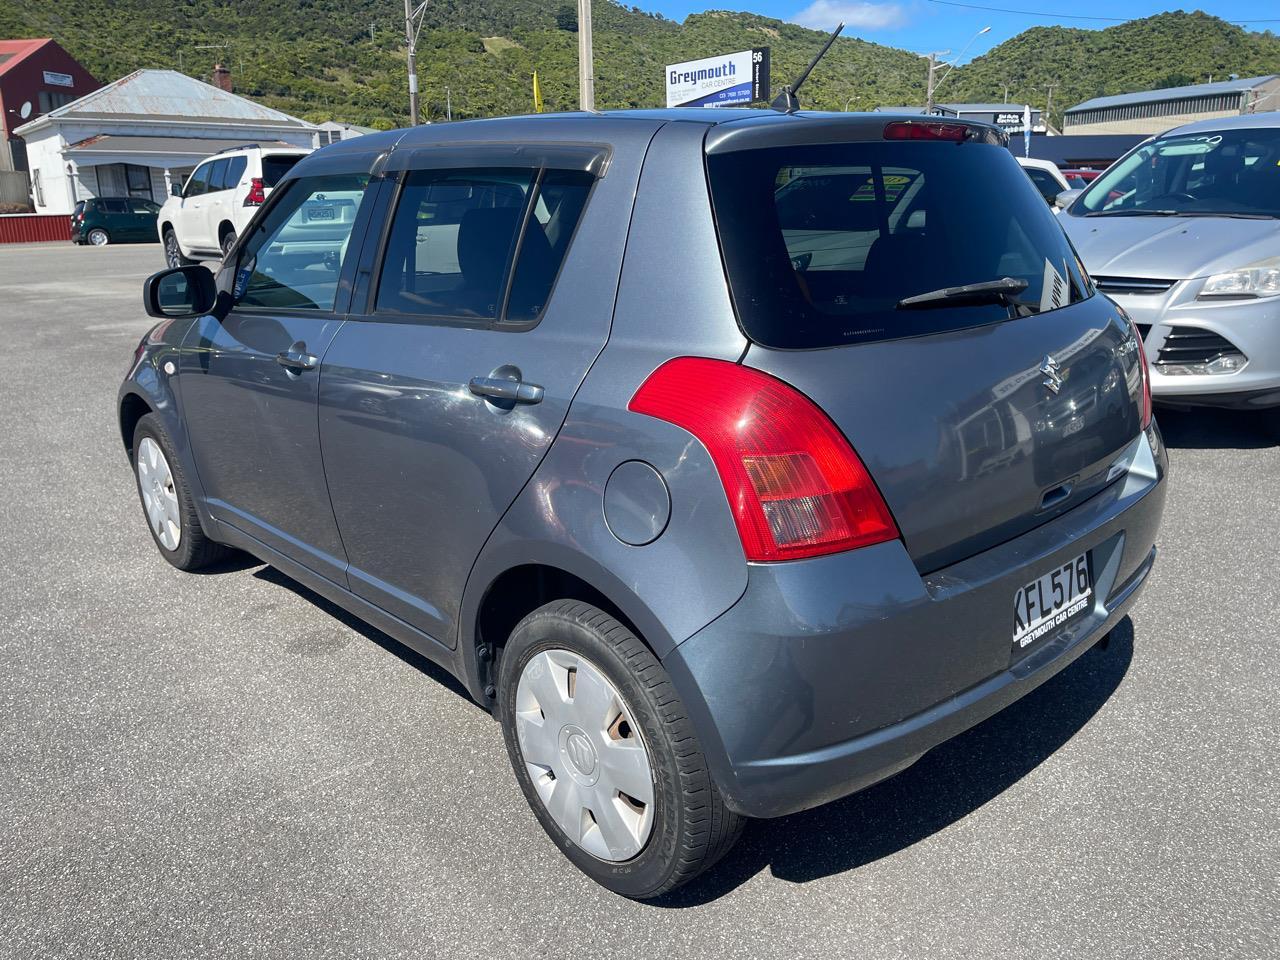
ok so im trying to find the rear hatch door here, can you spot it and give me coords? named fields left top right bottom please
left=706, top=119, right=1145, bottom=571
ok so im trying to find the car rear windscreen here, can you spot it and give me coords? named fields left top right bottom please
left=262, top=154, right=305, bottom=187
left=706, top=141, right=1092, bottom=349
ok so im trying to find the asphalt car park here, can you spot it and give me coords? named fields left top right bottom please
left=1, top=242, right=1276, bottom=957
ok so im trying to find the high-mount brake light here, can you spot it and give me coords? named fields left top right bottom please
left=628, top=358, right=899, bottom=562
left=883, top=121, right=969, bottom=142
left=244, top=177, right=266, bottom=206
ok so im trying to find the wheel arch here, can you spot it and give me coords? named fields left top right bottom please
left=217, top=219, right=235, bottom=242
left=459, top=546, right=674, bottom=712
left=119, top=391, right=153, bottom=459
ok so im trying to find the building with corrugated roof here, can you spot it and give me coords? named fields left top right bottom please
left=14, top=67, right=316, bottom=215
left=1064, top=75, right=1280, bottom=135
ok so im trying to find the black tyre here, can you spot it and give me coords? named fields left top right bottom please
left=220, top=229, right=237, bottom=260
left=163, top=228, right=194, bottom=268
left=497, top=600, right=744, bottom=899
left=131, top=413, right=231, bottom=571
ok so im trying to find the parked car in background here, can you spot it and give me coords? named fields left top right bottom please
left=1018, top=157, right=1070, bottom=207
left=121, top=111, right=1166, bottom=899
left=1062, top=113, right=1280, bottom=410
left=1065, top=169, right=1102, bottom=189
left=71, top=197, right=161, bottom=246
left=157, top=143, right=310, bottom=266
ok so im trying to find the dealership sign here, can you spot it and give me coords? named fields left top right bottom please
left=665, top=48, right=770, bottom=108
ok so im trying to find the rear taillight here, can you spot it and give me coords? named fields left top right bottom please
left=628, top=357, right=899, bottom=562
left=883, top=120, right=969, bottom=142
left=244, top=177, right=265, bottom=206
left=1128, top=317, right=1153, bottom=428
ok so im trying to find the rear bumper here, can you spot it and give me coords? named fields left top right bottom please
left=664, top=427, right=1167, bottom=819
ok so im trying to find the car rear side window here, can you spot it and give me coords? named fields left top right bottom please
left=206, top=158, right=230, bottom=192
left=101, top=198, right=129, bottom=214
left=374, top=167, right=592, bottom=324
left=235, top=174, right=370, bottom=312
left=707, top=141, right=1091, bottom=349
left=262, top=155, right=305, bottom=187
left=224, top=155, right=248, bottom=190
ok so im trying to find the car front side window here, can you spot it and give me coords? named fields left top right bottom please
left=235, top=174, right=371, bottom=312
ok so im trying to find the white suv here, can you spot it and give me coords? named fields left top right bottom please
left=158, top=144, right=311, bottom=266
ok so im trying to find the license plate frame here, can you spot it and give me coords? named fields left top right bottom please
left=1012, top=552, right=1092, bottom=652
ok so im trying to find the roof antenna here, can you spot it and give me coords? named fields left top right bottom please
left=771, top=21, right=845, bottom=113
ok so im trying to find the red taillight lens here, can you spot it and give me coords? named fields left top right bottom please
left=883, top=120, right=969, bottom=142
left=244, top=177, right=265, bottom=206
left=1128, top=317, right=1153, bottom=428
left=628, top=358, right=899, bottom=562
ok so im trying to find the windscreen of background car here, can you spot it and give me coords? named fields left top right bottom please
left=261, top=154, right=306, bottom=187
left=1071, top=127, right=1280, bottom=218
left=707, top=141, right=1091, bottom=349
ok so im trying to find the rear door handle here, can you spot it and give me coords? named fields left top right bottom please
left=276, top=344, right=318, bottom=373
left=469, top=376, right=544, bottom=405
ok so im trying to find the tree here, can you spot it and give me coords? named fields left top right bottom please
left=555, top=5, right=577, bottom=32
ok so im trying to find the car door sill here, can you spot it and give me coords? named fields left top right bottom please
left=212, top=519, right=461, bottom=669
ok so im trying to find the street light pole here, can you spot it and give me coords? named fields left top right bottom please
left=924, top=26, right=990, bottom=113
left=577, top=0, right=595, bottom=111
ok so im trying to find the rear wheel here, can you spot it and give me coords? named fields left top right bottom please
left=132, top=414, right=230, bottom=571
left=498, top=600, right=744, bottom=899
left=163, top=228, right=194, bottom=268
left=87, top=228, right=109, bottom=246
left=220, top=229, right=237, bottom=260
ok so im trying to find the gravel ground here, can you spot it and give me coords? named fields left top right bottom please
left=0, top=243, right=1276, bottom=959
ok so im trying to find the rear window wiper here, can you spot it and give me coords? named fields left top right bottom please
left=897, top=277, right=1028, bottom=310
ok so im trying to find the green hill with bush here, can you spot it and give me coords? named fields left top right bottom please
left=0, top=2, right=1276, bottom=128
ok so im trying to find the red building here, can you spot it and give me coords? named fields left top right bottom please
left=0, top=38, right=100, bottom=174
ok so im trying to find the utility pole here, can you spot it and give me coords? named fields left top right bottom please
left=924, top=52, right=943, bottom=114
left=577, top=0, right=595, bottom=111
left=405, top=0, right=428, bottom=125
left=1044, top=81, right=1059, bottom=131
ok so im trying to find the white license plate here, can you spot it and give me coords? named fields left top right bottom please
left=307, top=206, right=336, bottom=220
left=1012, top=552, right=1092, bottom=649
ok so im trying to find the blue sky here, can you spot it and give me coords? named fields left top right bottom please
left=631, top=2, right=1280, bottom=63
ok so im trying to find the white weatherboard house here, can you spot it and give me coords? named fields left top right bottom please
left=14, top=69, right=316, bottom=215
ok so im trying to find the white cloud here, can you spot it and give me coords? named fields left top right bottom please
left=790, top=1, right=910, bottom=31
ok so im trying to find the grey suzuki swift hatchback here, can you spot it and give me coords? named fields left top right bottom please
left=121, top=110, right=1166, bottom=899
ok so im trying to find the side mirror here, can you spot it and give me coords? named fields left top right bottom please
left=1055, top=188, right=1083, bottom=210
left=171, top=182, right=184, bottom=198
left=143, top=265, right=217, bottom=319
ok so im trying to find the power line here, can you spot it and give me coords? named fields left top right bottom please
left=924, top=0, right=1280, bottom=24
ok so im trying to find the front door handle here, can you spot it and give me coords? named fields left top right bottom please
left=276, top=344, right=318, bottom=373
left=469, top=376, right=544, bottom=405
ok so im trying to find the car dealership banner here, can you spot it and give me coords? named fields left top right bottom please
left=665, top=48, right=770, bottom=108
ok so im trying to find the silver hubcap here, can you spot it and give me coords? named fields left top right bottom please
left=90, top=230, right=107, bottom=245
left=515, top=649, right=655, bottom=862
left=136, top=437, right=181, bottom=551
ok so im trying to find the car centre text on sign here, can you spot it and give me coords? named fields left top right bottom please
left=665, top=48, right=770, bottom=108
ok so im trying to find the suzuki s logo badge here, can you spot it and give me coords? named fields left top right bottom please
left=1040, top=355, right=1064, bottom=395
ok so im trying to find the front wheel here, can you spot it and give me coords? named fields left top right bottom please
left=131, top=413, right=230, bottom=571
left=498, top=600, right=744, bottom=899
left=87, top=228, right=109, bottom=246
left=163, top=229, right=194, bottom=268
